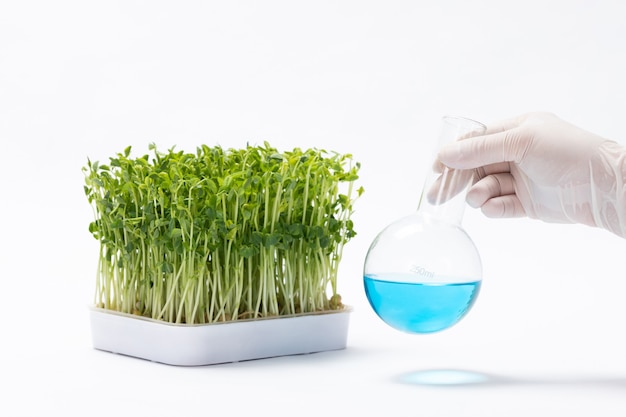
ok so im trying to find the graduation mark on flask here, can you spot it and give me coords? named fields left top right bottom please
left=410, top=265, right=434, bottom=279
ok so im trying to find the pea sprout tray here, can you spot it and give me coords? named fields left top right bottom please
left=89, top=306, right=352, bottom=366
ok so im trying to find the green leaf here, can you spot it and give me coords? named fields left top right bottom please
left=265, top=233, right=280, bottom=247
left=161, top=262, right=174, bottom=273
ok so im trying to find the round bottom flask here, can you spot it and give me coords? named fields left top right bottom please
left=364, top=116, right=486, bottom=334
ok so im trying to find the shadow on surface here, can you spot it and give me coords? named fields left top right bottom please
left=395, top=368, right=626, bottom=390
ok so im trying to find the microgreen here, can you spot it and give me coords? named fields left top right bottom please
left=83, top=143, right=363, bottom=324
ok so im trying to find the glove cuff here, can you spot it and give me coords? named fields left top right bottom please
left=590, top=141, right=626, bottom=238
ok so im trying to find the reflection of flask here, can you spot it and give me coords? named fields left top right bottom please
left=364, top=116, right=486, bottom=334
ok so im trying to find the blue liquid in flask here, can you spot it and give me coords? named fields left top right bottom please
left=364, top=274, right=481, bottom=334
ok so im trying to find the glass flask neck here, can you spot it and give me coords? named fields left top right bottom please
left=416, top=115, right=486, bottom=226
left=417, top=167, right=471, bottom=226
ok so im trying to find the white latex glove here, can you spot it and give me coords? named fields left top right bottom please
left=437, top=112, right=626, bottom=238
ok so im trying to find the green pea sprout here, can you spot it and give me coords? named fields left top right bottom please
left=83, top=143, right=363, bottom=324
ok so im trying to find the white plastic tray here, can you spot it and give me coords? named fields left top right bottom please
left=90, top=306, right=352, bottom=366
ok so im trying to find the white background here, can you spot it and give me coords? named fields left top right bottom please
left=2, top=0, right=626, bottom=415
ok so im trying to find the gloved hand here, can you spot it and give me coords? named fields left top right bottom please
left=436, top=111, right=626, bottom=238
